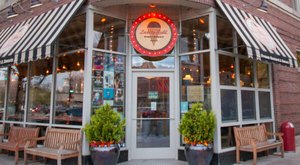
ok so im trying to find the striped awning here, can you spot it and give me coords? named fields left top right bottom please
left=0, top=0, right=84, bottom=67
left=216, top=0, right=297, bottom=68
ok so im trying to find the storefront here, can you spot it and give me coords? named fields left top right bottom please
left=0, top=0, right=298, bottom=164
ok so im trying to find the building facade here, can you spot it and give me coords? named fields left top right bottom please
left=0, top=0, right=299, bottom=164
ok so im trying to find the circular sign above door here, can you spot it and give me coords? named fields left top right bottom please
left=130, top=13, right=178, bottom=56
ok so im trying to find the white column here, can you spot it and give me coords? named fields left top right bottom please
left=82, top=6, right=94, bottom=156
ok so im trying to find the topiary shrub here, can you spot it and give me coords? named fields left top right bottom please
left=83, top=104, right=125, bottom=147
left=178, top=102, right=216, bottom=146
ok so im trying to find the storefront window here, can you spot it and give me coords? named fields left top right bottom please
left=219, top=55, right=236, bottom=86
left=54, top=51, right=84, bottom=125
left=132, top=56, right=175, bottom=69
left=6, top=64, right=28, bottom=121
left=180, top=53, right=211, bottom=109
left=0, top=68, right=7, bottom=120
left=257, top=62, right=269, bottom=88
left=94, top=14, right=126, bottom=52
left=297, top=51, right=300, bottom=67
left=259, top=91, right=272, bottom=119
left=221, top=89, right=238, bottom=122
left=221, top=126, right=235, bottom=149
left=27, top=59, right=53, bottom=123
left=217, top=17, right=233, bottom=53
left=240, top=59, right=254, bottom=87
left=180, top=16, right=209, bottom=53
left=92, top=51, right=126, bottom=119
left=241, top=90, right=256, bottom=120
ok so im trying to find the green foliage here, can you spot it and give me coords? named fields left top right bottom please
left=83, top=104, right=125, bottom=144
left=178, top=102, right=216, bottom=145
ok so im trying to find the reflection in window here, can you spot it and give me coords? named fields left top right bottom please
left=241, top=91, right=256, bottom=120
left=94, top=14, right=126, bottom=52
left=54, top=51, right=84, bottom=125
left=0, top=68, right=7, bottom=120
left=221, top=89, right=237, bottom=122
left=27, top=59, right=53, bottom=123
left=259, top=92, right=271, bottom=119
left=257, top=62, right=269, bottom=88
left=132, top=56, right=175, bottom=69
left=180, top=16, right=209, bottom=53
left=221, top=126, right=235, bottom=149
left=219, top=55, right=235, bottom=86
left=217, top=17, right=233, bottom=52
left=240, top=59, right=254, bottom=87
left=6, top=64, right=28, bottom=121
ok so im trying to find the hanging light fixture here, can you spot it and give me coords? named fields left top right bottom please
left=7, top=5, right=18, bottom=18
left=257, top=0, right=268, bottom=13
left=31, top=0, right=42, bottom=8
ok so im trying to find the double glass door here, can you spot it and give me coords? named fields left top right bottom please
left=131, top=72, right=175, bottom=159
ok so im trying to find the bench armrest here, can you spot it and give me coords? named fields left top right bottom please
left=25, top=137, right=46, bottom=148
left=266, top=132, right=284, bottom=141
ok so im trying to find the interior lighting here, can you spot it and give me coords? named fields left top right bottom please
left=199, top=18, right=205, bottom=24
left=183, top=74, right=193, bottom=81
left=100, top=17, right=106, bottom=23
left=149, top=4, right=156, bottom=8
left=77, top=61, right=80, bottom=66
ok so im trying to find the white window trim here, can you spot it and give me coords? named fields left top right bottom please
left=268, top=0, right=300, bottom=20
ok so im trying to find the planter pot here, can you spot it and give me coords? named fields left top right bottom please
left=91, top=145, right=120, bottom=165
left=184, top=144, right=213, bottom=165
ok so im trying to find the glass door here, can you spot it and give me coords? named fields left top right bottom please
left=131, top=72, right=175, bottom=159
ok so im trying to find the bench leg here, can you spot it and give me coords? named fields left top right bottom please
left=15, top=150, right=19, bottom=164
left=281, top=144, right=284, bottom=158
left=78, top=155, right=82, bottom=165
left=236, top=149, right=240, bottom=164
left=253, top=151, right=257, bottom=165
left=24, top=151, right=28, bottom=165
left=58, top=158, right=62, bottom=165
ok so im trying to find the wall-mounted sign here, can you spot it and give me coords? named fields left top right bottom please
left=0, top=23, right=30, bottom=55
left=245, top=17, right=277, bottom=51
left=187, top=85, right=204, bottom=102
left=130, top=13, right=178, bottom=56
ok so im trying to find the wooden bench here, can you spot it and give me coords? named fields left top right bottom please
left=24, top=127, right=82, bottom=165
left=0, top=126, right=40, bottom=164
left=233, top=124, right=284, bottom=165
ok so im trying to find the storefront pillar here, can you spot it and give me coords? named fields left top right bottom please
left=82, top=7, right=94, bottom=156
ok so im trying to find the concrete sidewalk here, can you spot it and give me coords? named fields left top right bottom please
left=237, top=135, right=300, bottom=165
left=0, top=136, right=299, bottom=165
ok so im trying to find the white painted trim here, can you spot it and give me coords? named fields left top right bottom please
left=268, top=0, right=300, bottom=20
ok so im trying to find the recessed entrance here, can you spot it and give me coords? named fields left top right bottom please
left=131, top=72, right=175, bottom=159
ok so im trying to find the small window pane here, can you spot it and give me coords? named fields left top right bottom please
left=180, top=16, right=209, bottom=53
left=219, top=55, right=236, bottom=86
left=241, top=91, right=256, bottom=120
left=221, top=127, right=235, bottom=149
left=240, top=59, right=254, bottom=87
left=259, top=92, right=272, bottom=119
left=221, top=89, right=237, bottom=122
left=0, top=68, right=8, bottom=120
left=297, top=51, right=300, bottom=67
left=94, top=14, right=126, bottom=53
left=6, top=64, right=28, bottom=121
left=257, top=62, right=269, bottom=88
left=217, top=17, right=233, bottom=53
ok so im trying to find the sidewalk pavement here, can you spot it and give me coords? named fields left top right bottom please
left=238, top=135, right=300, bottom=165
left=0, top=136, right=299, bottom=165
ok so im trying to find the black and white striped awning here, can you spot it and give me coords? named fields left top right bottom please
left=216, top=0, right=297, bottom=68
left=0, top=0, right=84, bottom=67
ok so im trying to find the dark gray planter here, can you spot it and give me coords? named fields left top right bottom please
left=91, top=145, right=120, bottom=165
left=184, top=144, right=213, bottom=165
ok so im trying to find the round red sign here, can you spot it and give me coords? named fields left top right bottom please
left=130, top=13, right=178, bottom=56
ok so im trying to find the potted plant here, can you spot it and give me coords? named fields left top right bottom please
left=178, top=102, right=216, bottom=165
left=83, top=104, right=125, bottom=165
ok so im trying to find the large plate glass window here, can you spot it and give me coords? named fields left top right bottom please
left=6, top=64, right=28, bottom=121
left=0, top=68, right=7, bottom=120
